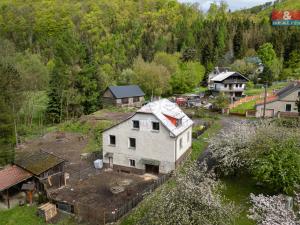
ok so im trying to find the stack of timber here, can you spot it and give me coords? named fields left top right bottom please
left=38, top=202, right=57, bottom=221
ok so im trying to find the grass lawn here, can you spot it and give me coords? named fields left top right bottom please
left=230, top=99, right=257, bottom=114
left=190, top=120, right=222, bottom=161
left=0, top=206, right=78, bottom=225
left=245, top=81, right=288, bottom=96
left=0, top=206, right=44, bottom=225
left=193, top=86, right=208, bottom=93
left=220, top=175, right=272, bottom=225
left=119, top=120, right=222, bottom=225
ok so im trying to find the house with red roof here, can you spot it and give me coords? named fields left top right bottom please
left=255, top=81, right=300, bottom=117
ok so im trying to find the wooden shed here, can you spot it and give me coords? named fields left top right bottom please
left=14, top=150, right=65, bottom=191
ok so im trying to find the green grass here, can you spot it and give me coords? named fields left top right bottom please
left=230, top=99, right=257, bottom=114
left=220, top=175, right=272, bottom=225
left=193, top=86, right=208, bottom=93
left=190, top=121, right=222, bottom=161
left=245, top=82, right=288, bottom=96
left=0, top=206, right=78, bottom=225
left=120, top=120, right=222, bottom=225
left=0, top=206, right=44, bottom=225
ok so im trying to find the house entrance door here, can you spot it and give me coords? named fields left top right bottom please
left=108, top=157, right=113, bottom=168
left=145, top=164, right=159, bottom=174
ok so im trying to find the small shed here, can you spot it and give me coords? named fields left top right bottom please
left=0, top=165, right=33, bottom=208
left=103, top=85, right=145, bottom=107
left=14, top=151, right=65, bottom=191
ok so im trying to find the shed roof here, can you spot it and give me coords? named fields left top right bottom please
left=14, top=151, right=64, bottom=176
left=107, top=85, right=145, bottom=98
left=0, top=165, right=32, bottom=191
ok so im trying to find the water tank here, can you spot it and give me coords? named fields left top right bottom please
left=94, top=159, right=103, bottom=169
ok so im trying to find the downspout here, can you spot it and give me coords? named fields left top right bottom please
left=174, top=135, right=177, bottom=169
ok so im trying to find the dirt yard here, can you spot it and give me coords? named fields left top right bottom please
left=14, top=109, right=158, bottom=224
left=48, top=170, right=157, bottom=212
left=17, top=132, right=91, bottom=178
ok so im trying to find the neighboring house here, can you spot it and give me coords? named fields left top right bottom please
left=255, top=81, right=300, bottom=118
left=14, top=151, right=65, bottom=190
left=208, top=67, right=230, bottom=88
left=102, top=99, right=193, bottom=174
left=208, top=70, right=249, bottom=99
left=244, top=56, right=264, bottom=75
left=102, top=85, right=145, bottom=107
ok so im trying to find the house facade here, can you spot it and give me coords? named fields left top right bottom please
left=208, top=70, right=249, bottom=99
left=255, top=81, right=300, bottom=117
left=102, top=85, right=145, bottom=107
left=102, top=99, right=193, bottom=174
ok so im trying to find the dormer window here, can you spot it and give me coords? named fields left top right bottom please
left=176, top=118, right=182, bottom=127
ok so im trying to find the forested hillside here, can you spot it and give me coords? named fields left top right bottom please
left=0, top=0, right=300, bottom=164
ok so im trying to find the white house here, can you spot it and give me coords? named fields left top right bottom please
left=102, top=99, right=193, bottom=174
left=208, top=70, right=249, bottom=99
left=255, top=81, right=300, bottom=118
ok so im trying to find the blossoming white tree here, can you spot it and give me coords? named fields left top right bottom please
left=137, top=163, right=238, bottom=225
left=248, top=193, right=299, bottom=225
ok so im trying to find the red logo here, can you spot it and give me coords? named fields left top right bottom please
left=272, top=10, right=300, bottom=20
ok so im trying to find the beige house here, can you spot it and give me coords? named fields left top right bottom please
left=102, top=99, right=193, bottom=174
left=255, top=81, right=300, bottom=117
left=102, top=85, right=145, bottom=107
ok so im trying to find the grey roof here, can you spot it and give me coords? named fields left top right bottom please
left=108, top=85, right=145, bottom=98
left=245, top=56, right=262, bottom=65
left=276, top=81, right=300, bottom=98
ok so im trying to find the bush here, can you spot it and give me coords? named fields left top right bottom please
left=248, top=126, right=300, bottom=194
left=209, top=121, right=300, bottom=194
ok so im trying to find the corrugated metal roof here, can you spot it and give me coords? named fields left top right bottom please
left=15, top=151, right=64, bottom=176
left=0, top=165, right=32, bottom=191
left=108, top=85, right=145, bottom=98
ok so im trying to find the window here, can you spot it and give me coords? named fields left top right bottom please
left=152, top=122, right=160, bottom=131
left=236, top=84, right=239, bottom=88
left=109, top=135, right=116, bottom=145
left=179, top=138, right=183, bottom=149
left=176, top=119, right=182, bottom=127
left=224, top=84, right=227, bottom=88
left=129, top=138, right=136, bottom=148
left=286, top=104, right=292, bottom=112
left=133, top=97, right=140, bottom=102
left=298, top=91, right=300, bottom=97
left=133, top=120, right=140, bottom=129
left=121, top=98, right=129, bottom=104
left=129, top=159, right=135, bottom=167
left=240, top=84, right=243, bottom=88
left=187, top=131, right=190, bottom=143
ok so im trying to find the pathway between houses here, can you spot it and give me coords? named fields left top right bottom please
left=197, top=116, right=250, bottom=168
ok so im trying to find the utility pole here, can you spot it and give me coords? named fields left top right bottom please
left=262, top=83, right=267, bottom=118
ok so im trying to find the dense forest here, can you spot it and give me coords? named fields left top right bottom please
left=0, top=0, right=300, bottom=164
